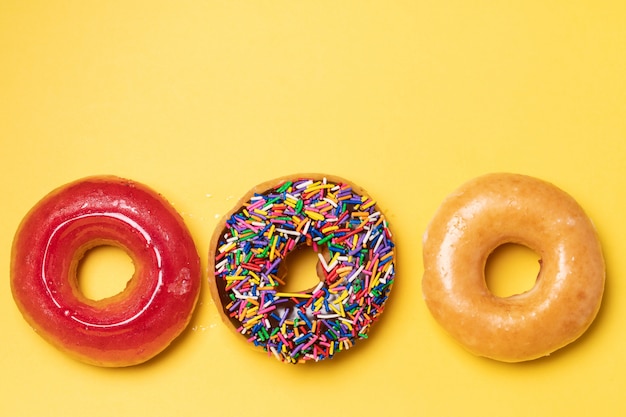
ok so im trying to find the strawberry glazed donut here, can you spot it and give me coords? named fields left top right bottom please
left=209, top=174, right=396, bottom=364
left=11, top=176, right=201, bottom=367
left=422, top=173, right=605, bottom=362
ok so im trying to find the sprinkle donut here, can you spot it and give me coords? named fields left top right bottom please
left=209, top=175, right=396, bottom=364
left=11, top=176, right=201, bottom=367
left=422, top=173, right=605, bottom=362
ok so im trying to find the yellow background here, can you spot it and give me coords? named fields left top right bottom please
left=1, top=1, right=625, bottom=416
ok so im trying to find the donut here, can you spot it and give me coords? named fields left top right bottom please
left=422, top=173, right=605, bottom=362
left=209, top=174, right=396, bottom=364
left=10, top=176, right=201, bottom=367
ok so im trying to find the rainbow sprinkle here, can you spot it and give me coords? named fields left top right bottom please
left=212, top=176, right=395, bottom=363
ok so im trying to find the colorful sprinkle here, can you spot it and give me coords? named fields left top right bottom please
left=212, top=176, right=396, bottom=364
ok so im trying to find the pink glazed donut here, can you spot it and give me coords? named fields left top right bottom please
left=11, top=176, right=201, bottom=366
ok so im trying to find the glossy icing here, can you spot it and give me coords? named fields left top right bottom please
left=11, top=176, right=201, bottom=367
left=422, top=173, right=605, bottom=362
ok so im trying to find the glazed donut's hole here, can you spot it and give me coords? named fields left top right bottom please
left=278, top=246, right=324, bottom=293
left=77, top=245, right=135, bottom=301
left=485, top=243, right=541, bottom=298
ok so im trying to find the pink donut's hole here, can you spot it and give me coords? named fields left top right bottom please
left=77, top=245, right=135, bottom=301
left=485, top=243, right=541, bottom=298
left=277, top=245, right=325, bottom=293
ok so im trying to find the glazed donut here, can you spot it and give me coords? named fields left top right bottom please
left=422, top=173, right=605, bottom=362
left=209, top=174, right=396, bottom=364
left=11, top=176, right=201, bottom=367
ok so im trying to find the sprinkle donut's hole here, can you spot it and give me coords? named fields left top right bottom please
left=77, top=245, right=135, bottom=301
left=277, top=245, right=325, bottom=293
left=485, top=243, right=541, bottom=298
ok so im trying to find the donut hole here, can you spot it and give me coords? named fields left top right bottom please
left=77, top=245, right=135, bottom=301
left=277, top=245, right=324, bottom=293
left=485, top=243, right=541, bottom=298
